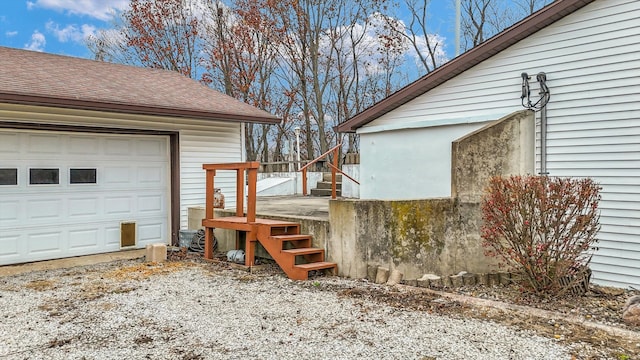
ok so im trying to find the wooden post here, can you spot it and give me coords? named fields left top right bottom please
left=302, top=168, right=308, bottom=196
left=236, top=168, right=244, bottom=217
left=331, top=147, right=338, bottom=199
left=204, top=169, right=215, bottom=260
left=247, top=167, right=257, bottom=223
left=245, top=231, right=257, bottom=267
left=205, top=169, right=215, bottom=220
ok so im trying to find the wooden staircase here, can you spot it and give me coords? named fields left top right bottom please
left=201, top=162, right=337, bottom=281
left=255, top=220, right=336, bottom=280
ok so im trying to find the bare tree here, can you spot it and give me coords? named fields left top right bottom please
left=460, top=0, right=553, bottom=51
left=384, top=0, right=446, bottom=74
left=88, top=0, right=202, bottom=79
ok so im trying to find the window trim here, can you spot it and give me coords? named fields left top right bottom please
left=69, top=168, right=97, bottom=185
left=29, top=168, right=60, bottom=185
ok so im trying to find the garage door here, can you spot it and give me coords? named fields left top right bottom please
left=0, top=129, right=170, bottom=265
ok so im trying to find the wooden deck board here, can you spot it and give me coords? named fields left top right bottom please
left=202, top=216, right=301, bottom=232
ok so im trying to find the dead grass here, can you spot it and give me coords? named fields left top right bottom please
left=102, top=261, right=197, bottom=281
left=24, top=279, right=57, bottom=291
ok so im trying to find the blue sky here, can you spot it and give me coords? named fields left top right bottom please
left=0, top=0, right=128, bottom=58
left=0, top=0, right=458, bottom=59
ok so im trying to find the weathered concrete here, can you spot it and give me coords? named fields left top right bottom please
left=329, top=111, right=535, bottom=279
left=330, top=198, right=487, bottom=279
left=452, top=110, right=535, bottom=202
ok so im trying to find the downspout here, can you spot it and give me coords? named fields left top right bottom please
left=537, top=72, right=549, bottom=175
left=539, top=90, right=548, bottom=175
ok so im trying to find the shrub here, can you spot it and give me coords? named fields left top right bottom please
left=480, top=175, right=601, bottom=296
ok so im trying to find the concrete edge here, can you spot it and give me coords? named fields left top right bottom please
left=398, top=284, right=640, bottom=341
left=0, top=249, right=146, bottom=277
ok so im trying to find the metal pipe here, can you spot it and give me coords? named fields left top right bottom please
left=538, top=72, right=548, bottom=175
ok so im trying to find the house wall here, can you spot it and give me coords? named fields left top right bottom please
left=0, top=103, right=243, bottom=231
left=360, top=123, right=485, bottom=199
left=357, top=0, right=640, bottom=288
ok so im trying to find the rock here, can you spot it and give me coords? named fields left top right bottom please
left=375, top=267, right=390, bottom=284
left=462, top=273, right=476, bottom=286
left=387, top=269, right=404, bottom=286
left=367, top=264, right=379, bottom=281
left=450, top=274, right=463, bottom=288
left=622, top=295, right=640, bottom=326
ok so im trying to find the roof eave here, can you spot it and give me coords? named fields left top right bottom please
left=336, top=0, right=596, bottom=133
left=0, top=93, right=281, bottom=124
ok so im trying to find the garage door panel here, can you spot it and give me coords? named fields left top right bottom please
left=105, top=138, right=132, bottom=155
left=27, top=231, right=63, bottom=255
left=105, top=227, right=121, bottom=247
left=68, top=228, right=100, bottom=250
left=138, top=194, right=164, bottom=213
left=0, top=133, right=19, bottom=153
left=104, top=166, right=133, bottom=184
left=0, top=200, right=20, bottom=223
left=68, top=197, right=100, bottom=217
left=138, top=139, right=165, bottom=156
left=28, top=134, right=62, bottom=154
left=27, top=199, right=63, bottom=220
left=68, top=135, right=99, bottom=155
left=138, top=166, right=165, bottom=184
left=0, top=234, right=20, bottom=259
left=138, top=222, right=164, bottom=244
left=105, top=196, right=134, bottom=215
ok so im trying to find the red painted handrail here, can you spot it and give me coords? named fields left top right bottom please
left=299, top=143, right=358, bottom=199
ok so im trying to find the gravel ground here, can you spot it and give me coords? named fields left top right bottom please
left=0, top=258, right=611, bottom=360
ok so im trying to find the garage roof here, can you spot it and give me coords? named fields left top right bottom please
left=336, top=0, right=595, bottom=132
left=0, top=46, right=280, bottom=124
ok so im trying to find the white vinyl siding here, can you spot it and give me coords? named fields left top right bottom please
left=0, top=103, right=243, bottom=230
left=360, top=0, right=640, bottom=288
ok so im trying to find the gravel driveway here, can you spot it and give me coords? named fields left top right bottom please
left=0, top=258, right=584, bottom=359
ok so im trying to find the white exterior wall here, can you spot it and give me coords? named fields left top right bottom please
left=358, top=0, right=640, bottom=288
left=0, top=103, right=243, bottom=231
left=360, top=123, right=485, bottom=199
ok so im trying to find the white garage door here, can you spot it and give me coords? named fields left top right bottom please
left=0, top=129, right=170, bottom=265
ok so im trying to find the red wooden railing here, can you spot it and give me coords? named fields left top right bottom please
left=299, top=143, right=360, bottom=199
left=202, top=162, right=259, bottom=258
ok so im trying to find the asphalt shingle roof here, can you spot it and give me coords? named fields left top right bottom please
left=0, top=46, right=280, bottom=124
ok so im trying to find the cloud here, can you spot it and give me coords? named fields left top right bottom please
left=5, top=31, right=18, bottom=37
left=24, top=30, right=46, bottom=52
left=27, top=0, right=129, bottom=21
left=46, top=21, right=96, bottom=43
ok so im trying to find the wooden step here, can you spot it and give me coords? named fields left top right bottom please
left=268, top=224, right=300, bottom=236
left=270, top=234, right=311, bottom=247
left=294, top=261, right=337, bottom=272
left=282, top=247, right=325, bottom=265
left=282, top=247, right=324, bottom=256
